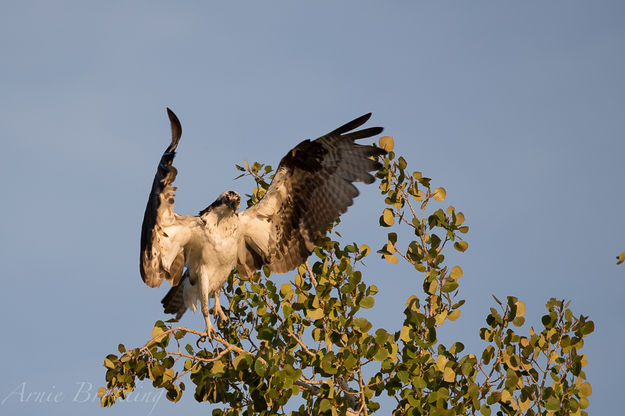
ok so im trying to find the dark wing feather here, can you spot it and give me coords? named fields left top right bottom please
left=238, top=113, right=385, bottom=275
left=140, top=108, right=190, bottom=287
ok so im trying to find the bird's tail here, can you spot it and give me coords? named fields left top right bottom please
left=161, top=269, right=189, bottom=319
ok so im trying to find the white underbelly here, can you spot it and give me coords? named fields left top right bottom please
left=185, top=214, right=241, bottom=297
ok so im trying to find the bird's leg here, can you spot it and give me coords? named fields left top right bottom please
left=202, top=314, right=217, bottom=340
left=197, top=319, right=217, bottom=347
left=198, top=301, right=217, bottom=343
left=199, top=278, right=217, bottom=341
left=209, top=289, right=229, bottom=322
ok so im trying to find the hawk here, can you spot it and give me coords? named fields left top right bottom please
left=140, top=109, right=385, bottom=338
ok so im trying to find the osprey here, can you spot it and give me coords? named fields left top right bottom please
left=140, top=109, right=385, bottom=338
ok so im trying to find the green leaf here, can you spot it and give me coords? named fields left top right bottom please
left=505, top=368, right=519, bottom=389
left=398, top=156, right=407, bottom=170
left=579, top=382, right=592, bottom=397
left=319, top=398, right=331, bottom=412
left=546, top=397, right=560, bottom=411
left=343, top=352, right=358, bottom=370
left=360, top=296, right=375, bottom=309
left=387, top=232, right=397, bottom=244
left=374, top=348, right=389, bottom=361
left=254, top=359, right=267, bottom=377
left=581, top=321, right=595, bottom=335
left=449, top=342, right=464, bottom=354
left=353, top=318, right=372, bottom=333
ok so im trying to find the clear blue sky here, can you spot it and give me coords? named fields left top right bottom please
left=1, top=1, right=623, bottom=415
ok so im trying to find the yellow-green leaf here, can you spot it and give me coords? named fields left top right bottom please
left=398, top=156, right=407, bottom=170
left=307, top=308, right=324, bottom=320
left=454, top=241, right=469, bottom=252
left=382, top=208, right=394, bottom=226
left=360, top=296, right=375, bottom=309
left=546, top=397, right=560, bottom=411
left=379, top=136, right=394, bottom=152
left=450, top=265, right=463, bottom=280
left=455, top=212, right=465, bottom=225
left=443, top=367, right=455, bottom=382
left=384, top=253, right=399, bottom=264
left=433, top=187, right=446, bottom=201
left=400, top=326, right=411, bottom=342
left=353, top=317, right=372, bottom=333
left=436, top=355, right=447, bottom=371
left=516, top=301, right=526, bottom=317
left=579, top=382, right=592, bottom=397
left=152, top=324, right=165, bottom=340
left=501, top=389, right=513, bottom=404
left=280, top=283, right=293, bottom=298
left=579, top=397, right=589, bottom=410
left=254, top=359, right=267, bottom=376
left=447, top=309, right=461, bottom=321
left=103, top=358, right=115, bottom=369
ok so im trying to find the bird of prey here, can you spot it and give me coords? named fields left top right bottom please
left=140, top=109, right=385, bottom=338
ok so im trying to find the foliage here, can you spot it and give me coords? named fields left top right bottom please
left=617, top=250, right=625, bottom=265
left=100, top=138, right=593, bottom=415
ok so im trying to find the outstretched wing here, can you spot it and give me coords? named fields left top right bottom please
left=237, top=113, right=385, bottom=276
left=140, top=108, right=199, bottom=288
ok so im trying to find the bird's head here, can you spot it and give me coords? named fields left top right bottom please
left=221, top=190, right=241, bottom=212
left=200, top=190, right=241, bottom=218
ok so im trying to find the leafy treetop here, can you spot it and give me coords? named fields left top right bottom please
left=100, top=137, right=593, bottom=416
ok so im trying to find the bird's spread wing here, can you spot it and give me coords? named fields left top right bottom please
left=237, top=113, right=386, bottom=276
left=140, top=108, right=199, bottom=288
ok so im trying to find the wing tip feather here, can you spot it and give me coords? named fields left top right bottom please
left=329, top=113, right=373, bottom=135
left=166, top=108, right=182, bottom=151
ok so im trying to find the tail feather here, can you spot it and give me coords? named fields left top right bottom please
left=161, top=269, right=188, bottom=319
